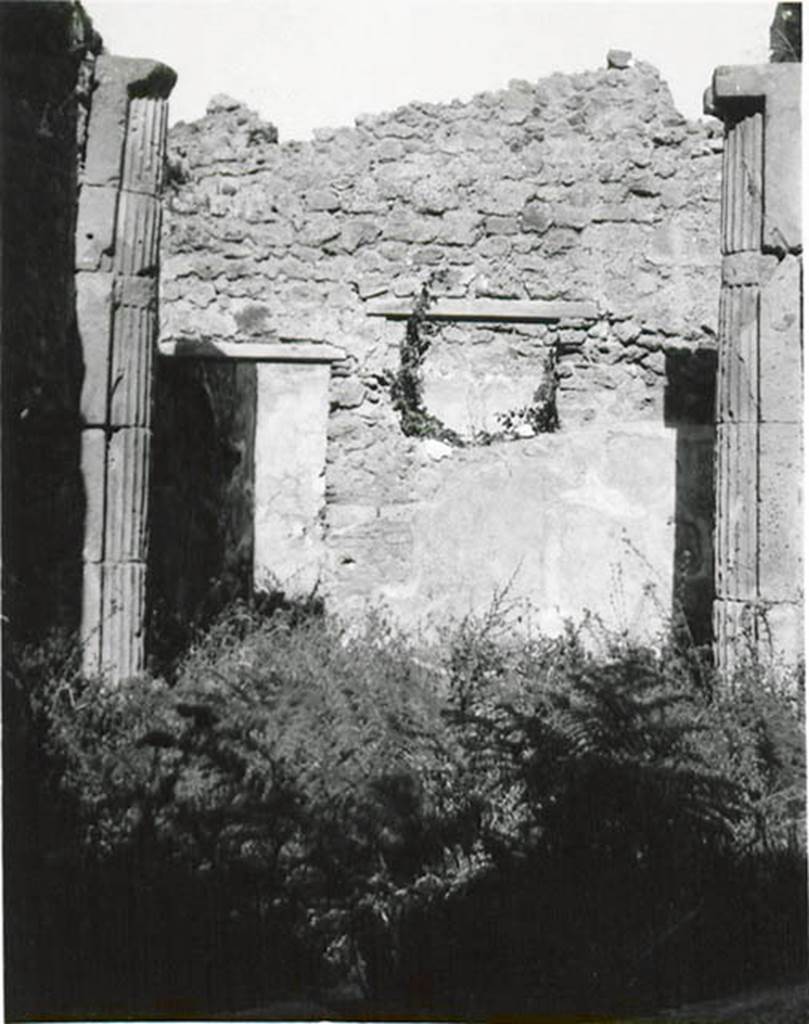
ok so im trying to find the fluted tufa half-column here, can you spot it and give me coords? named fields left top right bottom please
left=77, top=55, right=176, bottom=681
left=705, top=63, right=802, bottom=672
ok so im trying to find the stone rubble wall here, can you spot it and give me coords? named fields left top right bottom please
left=162, top=61, right=724, bottom=636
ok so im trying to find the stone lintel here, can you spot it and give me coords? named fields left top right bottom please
left=159, top=338, right=346, bottom=363
left=365, top=298, right=599, bottom=322
left=705, top=62, right=801, bottom=252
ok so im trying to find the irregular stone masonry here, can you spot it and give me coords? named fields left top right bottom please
left=161, top=59, right=724, bottom=634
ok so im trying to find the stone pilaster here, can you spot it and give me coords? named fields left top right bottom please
left=705, top=64, right=802, bottom=670
left=77, top=55, right=175, bottom=679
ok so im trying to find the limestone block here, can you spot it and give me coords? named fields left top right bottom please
left=299, top=214, right=341, bottom=246
left=109, top=277, right=157, bottom=428
left=305, top=188, right=340, bottom=211
left=477, top=180, right=535, bottom=216
left=105, top=428, right=151, bottom=562
left=485, top=215, right=519, bottom=236
left=100, top=562, right=147, bottom=679
left=550, top=203, right=590, bottom=230
left=338, top=220, right=380, bottom=253
left=331, top=377, right=365, bottom=410
left=382, top=215, right=438, bottom=244
left=521, top=202, right=552, bottom=234
left=76, top=271, right=115, bottom=424
left=114, top=191, right=161, bottom=275
left=121, top=96, right=169, bottom=195
left=75, top=185, right=117, bottom=271
left=759, top=254, right=802, bottom=423
left=81, top=429, right=107, bottom=563
left=757, top=422, right=802, bottom=603
left=254, top=362, right=331, bottom=595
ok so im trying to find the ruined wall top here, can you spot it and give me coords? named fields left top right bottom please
left=164, top=56, right=724, bottom=361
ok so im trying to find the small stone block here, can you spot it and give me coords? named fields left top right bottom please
left=105, top=428, right=151, bottom=562
left=110, top=279, right=157, bottom=428
left=81, top=429, right=107, bottom=563
left=763, top=72, right=801, bottom=252
left=759, top=602, right=804, bottom=666
left=75, top=185, right=118, bottom=271
left=100, top=561, right=147, bottom=680
left=83, top=57, right=129, bottom=187
left=85, top=55, right=176, bottom=189
left=121, top=96, right=169, bottom=195
left=80, top=561, right=103, bottom=675
left=759, top=254, right=802, bottom=423
left=757, top=422, right=803, bottom=602
left=76, top=271, right=114, bottom=424
left=114, top=191, right=161, bottom=275
left=607, top=49, right=632, bottom=69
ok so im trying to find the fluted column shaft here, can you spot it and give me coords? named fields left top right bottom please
left=705, top=64, right=802, bottom=671
left=77, top=56, right=175, bottom=680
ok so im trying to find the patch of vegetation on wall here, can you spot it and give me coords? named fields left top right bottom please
left=389, top=277, right=464, bottom=446
left=390, top=276, right=560, bottom=448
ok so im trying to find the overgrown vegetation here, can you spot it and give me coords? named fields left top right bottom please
left=4, top=601, right=806, bottom=1019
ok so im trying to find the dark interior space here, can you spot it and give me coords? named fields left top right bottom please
left=148, top=357, right=257, bottom=672
left=665, top=346, right=717, bottom=647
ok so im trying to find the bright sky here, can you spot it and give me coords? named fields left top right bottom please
left=89, top=0, right=775, bottom=140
